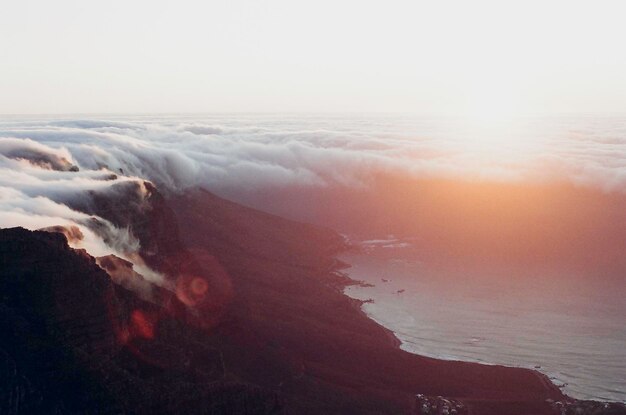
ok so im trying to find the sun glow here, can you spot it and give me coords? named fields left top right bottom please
left=451, top=67, right=535, bottom=157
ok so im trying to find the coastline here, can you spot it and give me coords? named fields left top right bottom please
left=331, top=255, right=571, bottom=403
left=170, top=188, right=573, bottom=413
left=338, top=251, right=626, bottom=412
left=3, top=184, right=623, bottom=414
left=325, top=258, right=404, bottom=350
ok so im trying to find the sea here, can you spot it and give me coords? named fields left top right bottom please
left=342, top=243, right=626, bottom=403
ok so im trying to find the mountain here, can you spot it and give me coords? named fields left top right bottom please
left=1, top=186, right=623, bottom=414
left=0, top=227, right=282, bottom=414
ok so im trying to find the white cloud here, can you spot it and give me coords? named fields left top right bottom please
left=2, top=114, right=626, bottom=277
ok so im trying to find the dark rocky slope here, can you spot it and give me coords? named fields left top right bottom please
left=0, top=227, right=281, bottom=414
left=169, top=189, right=574, bottom=415
left=0, top=187, right=622, bottom=414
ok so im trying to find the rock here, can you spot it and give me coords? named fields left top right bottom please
left=414, top=394, right=468, bottom=415
left=546, top=399, right=626, bottom=415
left=0, top=227, right=282, bottom=414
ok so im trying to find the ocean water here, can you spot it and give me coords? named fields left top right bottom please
left=343, top=248, right=626, bottom=403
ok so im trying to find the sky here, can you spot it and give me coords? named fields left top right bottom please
left=1, top=0, right=626, bottom=115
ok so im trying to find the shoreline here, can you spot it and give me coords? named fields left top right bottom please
left=338, top=255, right=626, bottom=407
left=326, top=259, right=404, bottom=350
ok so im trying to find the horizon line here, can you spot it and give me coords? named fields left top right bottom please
left=2, top=111, right=626, bottom=117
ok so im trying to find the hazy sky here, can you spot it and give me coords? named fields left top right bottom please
left=1, top=0, right=625, bottom=115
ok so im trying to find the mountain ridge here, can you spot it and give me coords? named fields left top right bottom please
left=2, top=185, right=622, bottom=414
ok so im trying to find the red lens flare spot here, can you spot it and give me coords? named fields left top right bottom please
left=176, top=275, right=210, bottom=307
left=190, top=277, right=209, bottom=296
left=130, top=309, right=155, bottom=339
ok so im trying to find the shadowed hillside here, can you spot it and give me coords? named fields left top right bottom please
left=2, top=186, right=620, bottom=414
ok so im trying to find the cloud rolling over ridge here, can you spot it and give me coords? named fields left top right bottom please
left=2, top=114, right=626, bottom=278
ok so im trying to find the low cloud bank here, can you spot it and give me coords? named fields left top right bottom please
left=1, top=114, right=625, bottom=281
left=0, top=134, right=161, bottom=291
left=0, top=137, right=78, bottom=171
left=3, top=115, right=626, bottom=195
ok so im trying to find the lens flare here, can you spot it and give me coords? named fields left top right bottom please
left=130, top=309, right=155, bottom=340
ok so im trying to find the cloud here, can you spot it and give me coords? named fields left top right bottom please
left=0, top=185, right=143, bottom=261
left=4, top=115, right=626, bottom=197
left=1, top=114, right=626, bottom=282
left=0, top=137, right=164, bottom=292
left=0, top=137, right=78, bottom=171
